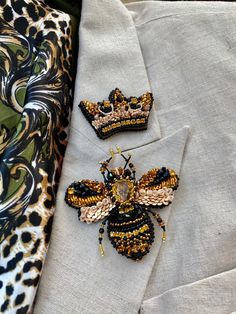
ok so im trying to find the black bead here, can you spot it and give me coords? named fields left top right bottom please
left=108, top=172, right=114, bottom=179
left=99, top=228, right=104, bottom=234
left=80, top=183, right=85, bottom=189
left=130, top=103, right=139, bottom=109
left=124, top=169, right=131, bottom=177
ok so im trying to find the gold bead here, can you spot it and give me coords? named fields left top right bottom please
left=162, top=231, right=166, bottom=242
left=99, top=244, right=105, bottom=256
left=109, top=148, right=115, bottom=158
left=116, top=146, right=122, bottom=154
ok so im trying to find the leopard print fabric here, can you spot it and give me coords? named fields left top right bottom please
left=0, top=0, right=73, bottom=312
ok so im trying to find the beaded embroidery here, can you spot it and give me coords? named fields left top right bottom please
left=65, top=148, right=179, bottom=261
left=78, top=88, right=153, bottom=139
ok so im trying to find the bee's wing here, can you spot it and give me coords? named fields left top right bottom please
left=65, top=180, right=114, bottom=223
left=136, top=167, right=179, bottom=208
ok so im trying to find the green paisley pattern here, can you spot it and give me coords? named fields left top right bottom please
left=0, top=0, right=73, bottom=312
left=0, top=18, right=35, bottom=240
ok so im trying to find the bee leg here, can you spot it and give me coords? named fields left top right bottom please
left=131, top=169, right=136, bottom=180
left=98, top=219, right=107, bottom=256
left=148, top=210, right=166, bottom=242
left=101, top=172, right=108, bottom=183
left=99, top=156, right=113, bottom=182
left=128, top=163, right=136, bottom=180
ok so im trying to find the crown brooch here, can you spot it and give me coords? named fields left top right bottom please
left=65, top=147, right=179, bottom=261
left=78, top=88, right=154, bottom=139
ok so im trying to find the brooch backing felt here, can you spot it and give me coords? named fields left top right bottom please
left=78, top=88, right=153, bottom=139
left=65, top=148, right=179, bottom=261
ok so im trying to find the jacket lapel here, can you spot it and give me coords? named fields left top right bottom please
left=72, top=0, right=161, bottom=151
left=34, top=126, right=189, bottom=314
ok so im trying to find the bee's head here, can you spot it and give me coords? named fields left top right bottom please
left=99, top=149, right=135, bottom=183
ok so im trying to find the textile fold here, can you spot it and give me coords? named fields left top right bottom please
left=0, top=1, right=73, bottom=312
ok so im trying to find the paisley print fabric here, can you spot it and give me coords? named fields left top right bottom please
left=0, top=0, right=73, bottom=312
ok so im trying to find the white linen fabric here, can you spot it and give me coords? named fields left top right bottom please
left=34, top=1, right=236, bottom=313
left=141, top=269, right=236, bottom=314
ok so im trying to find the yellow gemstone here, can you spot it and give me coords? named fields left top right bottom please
left=103, top=101, right=110, bottom=107
left=131, top=97, right=138, bottom=104
left=170, top=170, right=176, bottom=177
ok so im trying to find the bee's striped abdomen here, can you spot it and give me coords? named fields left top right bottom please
left=107, top=208, right=154, bottom=260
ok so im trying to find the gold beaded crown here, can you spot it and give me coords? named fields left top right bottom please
left=78, top=88, right=154, bottom=139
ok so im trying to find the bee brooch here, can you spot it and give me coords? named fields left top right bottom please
left=65, top=148, right=179, bottom=261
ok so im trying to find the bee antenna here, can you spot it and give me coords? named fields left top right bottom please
left=122, top=153, right=131, bottom=169
left=115, top=146, right=132, bottom=170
